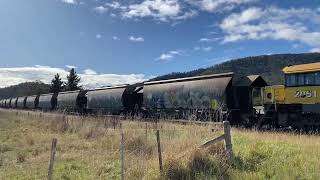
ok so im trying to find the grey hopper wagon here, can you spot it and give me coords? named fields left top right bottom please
left=143, top=72, right=234, bottom=120
left=0, top=100, right=4, bottom=108
left=5, top=99, right=10, bottom=108
left=4, top=99, right=7, bottom=108
left=9, top=98, right=14, bottom=108
left=86, top=83, right=143, bottom=115
left=25, top=95, right=40, bottom=109
left=143, top=72, right=268, bottom=123
left=12, top=97, right=19, bottom=108
left=87, top=85, right=127, bottom=115
left=38, top=93, right=58, bottom=110
left=17, top=97, right=27, bottom=109
left=56, top=90, right=87, bottom=112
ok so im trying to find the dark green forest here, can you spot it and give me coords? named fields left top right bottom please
left=1, top=52, right=320, bottom=99
left=0, top=81, right=50, bottom=99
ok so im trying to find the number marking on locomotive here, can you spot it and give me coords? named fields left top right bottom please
left=294, top=90, right=317, bottom=98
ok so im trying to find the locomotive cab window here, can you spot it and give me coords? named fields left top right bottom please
left=286, top=74, right=296, bottom=87
left=305, top=73, right=315, bottom=85
left=315, top=72, right=320, bottom=85
left=286, top=72, right=320, bottom=87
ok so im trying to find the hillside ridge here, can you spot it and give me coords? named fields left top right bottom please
left=151, top=52, right=320, bottom=85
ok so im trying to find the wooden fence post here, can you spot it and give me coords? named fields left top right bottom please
left=156, top=129, right=163, bottom=173
left=120, top=130, right=125, bottom=180
left=145, top=123, right=148, bottom=140
left=48, top=138, right=57, bottom=180
left=223, top=121, right=232, bottom=159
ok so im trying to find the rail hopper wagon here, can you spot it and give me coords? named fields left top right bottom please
left=25, top=95, right=39, bottom=109
left=258, top=62, right=320, bottom=129
left=3, top=99, right=8, bottom=108
left=56, top=90, right=88, bottom=112
left=143, top=72, right=267, bottom=125
left=86, top=83, right=143, bottom=115
left=16, top=97, right=27, bottom=109
left=0, top=99, right=4, bottom=108
left=8, top=98, right=13, bottom=108
left=38, top=93, right=58, bottom=111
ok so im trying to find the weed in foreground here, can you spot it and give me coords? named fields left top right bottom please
left=125, top=135, right=154, bottom=157
left=164, top=158, right=190, bottom=180
left=163, top=146, right=229, bottom=180
left=16, top=151, right=27, bottom=163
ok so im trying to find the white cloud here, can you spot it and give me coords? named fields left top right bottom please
left=96, top=34, right=102, bottom=39
left=158, top=53, right=174, bottom=60
left=0, top=66, right=148, bottom=89
left=194, top=46, right=212, bottom=51
left=220, top=7, right=320, bottom=46
left=61, top=0, right=77, bottom=4
left=123, top=0, right=181, bottom=21
left=103, top=0, right=255, bottom=22
left=113, top=36, right=120, bottom=40
left=129, top=36, right=145, bottom=42
left=66, top=65, right=77, bottom=69
left=291, top=44, right=300, bottom=49
left=83, top=69, right=97, bottom=75
left=81, top=74, right=146, bottom=89
left=105, top=0, right=196, bottom=22
left=94, top=6, right=108, bottom=14
left=202, top=46, right=212, bottom=51
left=187, top=0, right=256, bottom=12
left=199, top=37, right=221, bottom=42
left=105, top=2, right=127, bottom=10
left=157, top=50, right=181, bottom=60
left=310, top=48, right=320, bottom=53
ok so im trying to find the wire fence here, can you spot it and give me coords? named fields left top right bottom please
left=0, top=109, right=232, bottom=180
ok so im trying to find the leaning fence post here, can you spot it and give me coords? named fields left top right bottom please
left=223, top=121, right=232, bottom=159
left=156, top=129, right=163, bottom=173
left=48, top=138, right=57, bottom=180
left=120, top=129, right=125, bottom=180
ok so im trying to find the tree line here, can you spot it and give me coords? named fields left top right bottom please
left=50, top=68, right=82, bottom=93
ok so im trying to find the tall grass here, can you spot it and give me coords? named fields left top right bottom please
left=0, top=109, right=319, bottom=179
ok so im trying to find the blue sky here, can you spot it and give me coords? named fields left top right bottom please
left=0, top=0, right=319, bottom=88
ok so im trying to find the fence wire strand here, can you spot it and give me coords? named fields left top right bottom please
left=0, top=109, right=228, bottom=179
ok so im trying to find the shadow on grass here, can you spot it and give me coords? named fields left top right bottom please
left=163, top=143, right=230, bottom=180
left=232, top=143, right=270, bottom=172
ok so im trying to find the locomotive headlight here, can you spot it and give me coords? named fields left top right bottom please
left=267, top=93, right=272, bottom=99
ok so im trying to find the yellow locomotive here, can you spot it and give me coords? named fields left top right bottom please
left=259, top=62, right=320, bottom=129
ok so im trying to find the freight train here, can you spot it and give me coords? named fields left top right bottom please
left=1, top=62, right=320, bottom=129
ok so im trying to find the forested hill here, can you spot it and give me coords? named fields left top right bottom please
left=0, top=81, right=50, bottom=99
left=151, top=53, right=320, bottom=85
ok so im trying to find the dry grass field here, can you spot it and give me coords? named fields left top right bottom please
left=0, top=109, right=319, bottom=180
